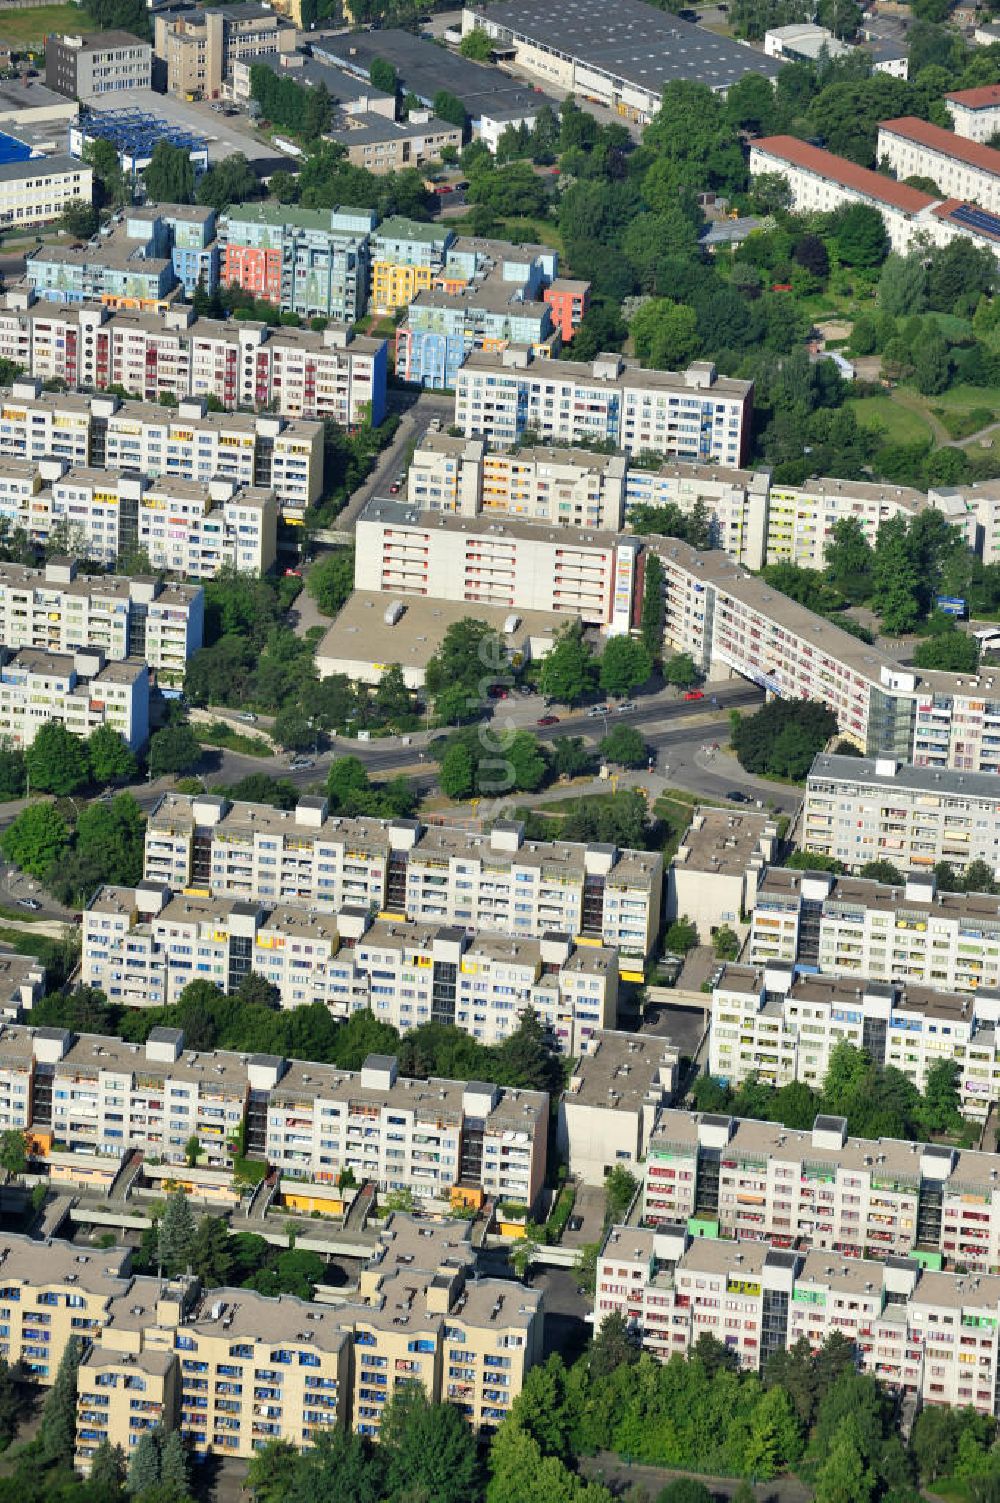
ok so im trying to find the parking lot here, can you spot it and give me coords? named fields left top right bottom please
left=85, top=89, right=292, bottom=170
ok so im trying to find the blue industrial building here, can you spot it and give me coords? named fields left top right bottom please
left=69, top=109, right=209, bottom=179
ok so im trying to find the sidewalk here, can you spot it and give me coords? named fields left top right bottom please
left=581, top=1453, right=813, bottom=1501
left=694, top=745, right=802, bottom=810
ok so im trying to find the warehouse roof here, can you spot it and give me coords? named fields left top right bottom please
left=466, top=0, right=782, bottom=94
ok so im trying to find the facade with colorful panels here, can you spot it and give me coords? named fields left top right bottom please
left=219, top=205, right=375, bottom=322
left=370, top=216, right=454, bottom=313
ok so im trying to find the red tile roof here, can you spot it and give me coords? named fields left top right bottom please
left=751, top=136, right=935, bottom=213
left=945, top=85, right=1000, bottom=110
left=932, top=197, right=1000, bottom=241
left=879, top=115, right=1000, bottom=175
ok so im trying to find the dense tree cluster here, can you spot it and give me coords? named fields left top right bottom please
left=250, top=65, right=333, bottom=140
left=694, top=1038, right=969, bottom=1144
left=0, top=793, right=144, bottom=907
left=731, top=700, right=838, bottom=782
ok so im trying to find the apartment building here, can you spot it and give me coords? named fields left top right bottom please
left=748, top=865, right=1000, bottom=1002
left=454, top=349, right=753, bottom=464
left=0, top=295, right=387, bottom=429
left=396, top=286, right=558, bottom=390
left=543, top=279, right=590, bottom=342
left=27, top=206, right=218, bottom=310
left=143, top=793, right=663, bottom=972
left=86, top=878, right=618, bottom=1051
left=878, top=118, right=1000, bottom=215
left=28, top=467, right=277, bottom=577
left=370, top=218, right=454, bottom=313
left=0, top=559, right=203, bottom=689
left=643, top=1107, right=1000, bottom=1271
left=330, top=111, right=463, bottom=174
left=355, top=494, right=639, bottom=630
left=406, top=435, right=628, bottom=530
left=666, top=806, right=778, bottom=939
left=46, top=30, right=151, bottom=98
left=219, top=206, right=375, bottom=323
left=709, top=961, right=1000, bottom=1118
left=350, top=1215, right=542, bottom=1436
left=558, top=1030, right=680, bottom=1185
left=0, top=954, right=44, bottom=1020
left=0, top=157, right=94, bottom=231
left=0, top=1222, right=541, bottom=1457
left=596, top=1224, right=1000, bottom=1414
left=154, top=2, right=296, bottom=98
left=803, top=753, right=1000, bottom=875
left=946, top=85, right=1000, bottom=142
left=0, top=647, right=148, bottom=750
left=2, top=1015, right=549, bottom=1209
left=750, top=135, right=1000, bottom=261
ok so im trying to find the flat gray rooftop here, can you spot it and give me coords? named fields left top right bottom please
left=808, top=753, right=1000, bottom=801
left=469, top=0, right=782, bottom=94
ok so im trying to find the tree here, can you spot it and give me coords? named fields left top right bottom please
left=713, top=924, right=740, bottom=960
left=148, top=722, right=202, bottom=779
left=84, top=137, right=126, bottom=207
left=159, top=1429, right=189, bottom=1499
left=877, top=252, right=927, bottom=317
left=814, top=1421, right=875, bottom=1503
left=307, top=549, right=354, bottom=616
left=922, top=1057, right=962, bottom=1135
left=599, top=725, right=649, bottom=768
left=824, top=517, right=873, bottom=603
left=858, top=860, right=904, bottom=885
left=143, top=140, right=194, bottom=205
left=195, top=153, right=260, bottom=213
left=731, top=700, right=837, bottom=782
left=272, top=707, right=315, bottom=752
left=126, top=1431, right=161, bottom=1496
left=0, top=1130, right=26, bottom=1178
left=539, top=621, right=594, bottom=705
left=247, top=1441, right=299, bottom=1503
left=630, top=299, right=701, bottom=370
left=871, top=515, right=923, bottom=635
left=640, top=553, right=665, bottom=663
left=599, top=637, right=652, bottom=697
left=41, top=1335, right=82, bottom=1465
left=835, top=203, right=889, bottom=269
left=88, top=724, right=138, bottom=785
left=368, top=57, right=398, bottom=93
left=381, top=1387, right=479, bottom=1503
left=439, top=738, right=476, bottom=800
left=0, top=803, right=69, bottom=879
left=89, top=1440, right=127, bottom=1496
left=189, top=1215, right=234, bottom=1287
left=425, top=617, right=502, bottom=723
left=913, top=329, right=951, bottom=396
left=552, top=736, right=591, bottom=778
left=26, top=720, right=89, bottom=794
left=914, top=627, right=979, bottom=671
left=664, top=652, right=700, bottom=689
left=434, top=89, right=468, bottom=133
left=158, top=1187, right=197, bottom=1276
left=656, top=1483, right=713, bottom=1503
left=60, top=200, right=99, bottom=239
left=460, top=26, right=492, bottom=58
left=665, top=916, right=698, bottom=953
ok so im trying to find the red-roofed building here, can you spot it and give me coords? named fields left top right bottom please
left=946, top=86, right=1000, bottom=143
left=748, top=136, right=935, bottom=253
left=877, top=117, right=1000, bottom=212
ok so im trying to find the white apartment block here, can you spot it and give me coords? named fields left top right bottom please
left=710, top=962, right=1000, bottom=1119
left=946, top=85, right=1000, bottom=142
left=454, top=349, right=753, bottom=466
left=596, top=1224, right=1000, bottom=1415
left=0, top=558, right=202, bottom=689
left=749, top=866, right=1000, bottom=1001
left=644, top=1108, right=1000, bottom=1271
left=0, top=647, right=148, bottom=750
left=356, top=495, right=640, bottom=630
left=878, top=117, right=1000, bottom=214
left=82, top=882, right=617, bottom=1054
left=803, top=753, right=1000, bottom=875
left=2, top=1019, right=548, bottom=1209
left=557, top=1030, right=679, bottom=1185
left=666, top=806, right=778, bottom=939
left=751, top=134, right=1000, bottom=261
left=143, top=793, right=662, bottom=973
left=0, top=380, right=323, bottom=522
left=407, top=435, right=628, bottom=531
left=0, top=157, right=93, bottom=231
left=17, top=465, right=277, bottom=577
left=0, top=294, right=387, bottom=429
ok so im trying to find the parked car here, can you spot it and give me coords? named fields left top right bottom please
left=17, top=898, right=40, bottom=911
left=727, top=790, right=752, bottom=803
left=616, top=701, right=636, bottom=714
left=284, top=567, right=302, bottom=578
left=238, top=712, right=258, bottom=723
left=389, top=481, right=401, bottom=494
left=488, top=685, right=510, bottom=699
left=683, top=689, right=705, bottom=701
left=289, top=757, right=315, bottom=770
left=537, top=714, right=560, bottom=727
left=587, top=704, right=610, bottom=717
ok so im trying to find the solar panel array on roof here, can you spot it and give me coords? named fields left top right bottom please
left=79, top=108, right=206, bottom=157
left=950, top=201, right=1000, bottom=239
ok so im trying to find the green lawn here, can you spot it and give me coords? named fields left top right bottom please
left=194, top=723, right=273, bottom=759
left=926, top=382, right=999, bottom=415
left=847, top=393, right=933, bottom=446
left=0, top=3, right=99, bottom=45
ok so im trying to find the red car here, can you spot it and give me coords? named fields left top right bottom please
left=488, top=685, right=509, bottom=700
left=284, top=567, right=302, bottom=578
left=683, top=690, right=705, bottom=701
left=537, top=714, right=560, bottom=726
